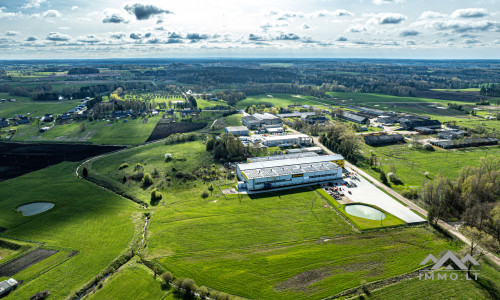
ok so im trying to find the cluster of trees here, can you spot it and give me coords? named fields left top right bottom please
left=207, top=134, right=251, bottom=162
left=318, top=122, right=363, bottom=162
left=67, top=67, right=100, bottom=75
left=164, top=132, right=199, bottom=145
left=421, top=157, right=500, bottom=240
left=212, top=90, right=246, bottom=105
left=480, top=84, right=500, bottom=97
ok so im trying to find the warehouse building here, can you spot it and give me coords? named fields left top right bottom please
left=236, top=154, right=344, bottom=191
left=242, top=113, right=283, bottom=129
left=342, top=112, right=369, bottom=124
left=364, top=134, right=405, bottom=146
left=247, top=152, right=318, bottom=163
left=224, top=126, right=249, bottom=136
left=430, top=137, right=498, bottom=149
left=258, top=133, right=312, bottom=147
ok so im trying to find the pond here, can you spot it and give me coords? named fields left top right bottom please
left=345, top=204, right=385, bottom=220
left=17, top=202, right=54, bottom=216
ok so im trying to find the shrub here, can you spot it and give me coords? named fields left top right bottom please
left=151, top=188, right=162, bottom=203
left=197, top=286, right=209, bottom=299
left=208, top=184, right=214, bottom=192
left=153, top=167, right=159, bottom=176
left=423, top=143, right=434, bottom=151
left=161, top=271, right=174, bottom=283
left=174, top=278, right=197, bottom=295
left=206, top=138, right=216, bottom=151
left=379, top=170, right=388, bottom=184
left=201, top=190, right=209, bottom=198
left=175, top=171, right=184, bottom=179
left=30, top=291, right=50, bottom=300
left=131, top=171, right=144, bottom=181
left=402, top=188, right=419, bottom=200
left=82, top=167, right=88, bottom=178
left=134, top=163, right=144, bottom=171
left=119, top=163, right=129, bottom=170
left=142, top=173, right=153, bottom=187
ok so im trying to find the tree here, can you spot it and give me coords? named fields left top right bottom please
left=197, top=286, right=209, bottom=299
left=490, top=203, right=500, bottom=240
left=82, top=167, right=88, bottom=178
left=142, top=173, right=153, bottom=187
left=206, top=137, right=216, bottom=151
left=201, top=190, right=209, bottom=198
left=462, top=226, right=500, bottom=276
left=379, top=169, right=388, bottom=185
left=161, top=271, right=174, bottom=283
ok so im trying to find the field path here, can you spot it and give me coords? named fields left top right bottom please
left=311, top=135, right=500, bottom=268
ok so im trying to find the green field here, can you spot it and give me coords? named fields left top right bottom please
left=326, top=92, right=475, bottom=105
left=365, top=259, right=500, bottom=299
left=87, top=260, right=168, bottom=300
left=0, top=162, right=139, bottom=299
left=0, top=238, right=34, bottom=264
left=0, top=93, right=80, bottom=118
left=431, top=88, right=481, bottom=92
left=84, top=140, right=468, bottom=300
left=357, top=143, right=500, bottom=194
left=11, top=116, right=162, bottom=145
left=235, top=94, right=326, bottom=108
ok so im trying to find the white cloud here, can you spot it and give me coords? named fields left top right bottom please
left=347, top=25, right=367, bottom=33
left=302, top=23, right=310, bottom=30
left=41, top=10, right=61, bottom=18
left=451, top=8, right=488, bottom=19
left=6, top=31, right=18, bottom=36
left=372, top=0, right=404, bottom=5
left=46, top=32, right=72, bottom=41
left=0, top=7, right=19, bottom=18
left=310, top=9, right=354, bottom=18
left=419, top=11, right=448, bottom=19
left=71, top=6, right=80, bottom=11
left=22, top=0, right=47, bottom=9
left=367, top=13, right=407, bottom=25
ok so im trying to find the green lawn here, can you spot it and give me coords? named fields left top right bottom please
left=326, top=92, right=476, bottom=105
left=0, top=238, right=34, bottom=264
left=87, top=260, right=168, bottom=300
left=0, top=162, right=139, bottom=299
left=11, top=116, right=162, bottom=145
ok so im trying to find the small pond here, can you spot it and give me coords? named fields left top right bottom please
left=17, top=202, right=54, bottom=216
left=345, top=204, right=385, bottom=220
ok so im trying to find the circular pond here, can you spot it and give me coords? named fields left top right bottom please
left=17, top=202, right=54, bottom=216
left=345, top=204, right=385, bottom=220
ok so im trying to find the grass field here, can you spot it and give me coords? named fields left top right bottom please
left=0, top=93, right=80, bottom=118
left=11, top=116, right=162, bottom=145
left=326, top=92, right=476, bottom=105
left=235, top=94, right=326, bottom=108
left=364, top=259, right=500, bottom=299
left=0, top=162, right=139, bottom=299
left=0, top=238, right=34, bottom=264
left=357, top=143, right=500, bottom=194
left=87, top=260, right=168, bottom=300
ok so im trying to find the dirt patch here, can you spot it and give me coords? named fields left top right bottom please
left=415, top=90, right=491, bottom=102
left=0, top=249, right=58, bottom=276
left=68, top=251, right=79, bottom=258
left=0, top=142, right=125, bottom=181
left=275, top=267, right=332, bottom=292
left=146, top=122, right=207, bottom=142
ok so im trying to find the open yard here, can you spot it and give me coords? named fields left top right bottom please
left=0, top=162, right=139, bottom=299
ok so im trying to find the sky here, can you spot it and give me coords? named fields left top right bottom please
left=0, top=0, right=499, bottom=59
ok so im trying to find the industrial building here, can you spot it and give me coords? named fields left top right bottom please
left=430, top=137, right=498, bottom=149
left=236, top=154, right=344, bottom=191
left=257, top=133, right=312, bottom=147
left=241, top=113, right=283, bottom=129
left=437, top=129, right=467, bottom=140
left=224, top=126, right=249, bottom=136
left=342, top=112, right=369, bottom=124
left=400, top=119, right=441, bottom=130
left=286, top=146, right=323, bottom=154
left=364, top=134, right=405, bottom=146
left=247, top=152, right=318, bottom=163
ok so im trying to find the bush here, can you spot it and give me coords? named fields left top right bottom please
left=131, top=171, right=144, bottom=181
left=174, top=278, right=198, bottom=295
left=201, top=190, right=209, bottom=198
left=150, top=188, right=162, bottom=203
left=379, top=170, right=388, bottom=184
left=175, top=171, right=184, bottom=179
left=30, top=291, right=50, bottom=300
left=197, top=286, right=209, bottom=299
left=119, top=163, right=129, bottom=170
left=134, top=163, right=144, bottom=171
left=142, top=173, right=153, bottom=187
left=206, top=138, right=216, bottom=151
left=402, top=188, right=419, bottom=200
left=208, top=184, right=214, bottom=192
left=423, top=143, right=434, bottom=151
left=161, top=271, right=174, bottom=283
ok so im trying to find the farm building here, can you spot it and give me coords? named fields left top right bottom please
left=342, top=112, right=369, bottom=124
left=257, top=133, right=312, bottom=147
left=224, top=126, right=249, bottom=136
left=40, top=114, right=54, bottom=122
left=377, top=115, right=399, bottom=124
left=414, top=127, right=437, bottom=134
left=0, top=118, right=10, bottom=127
left=364, top=134, right=405, bottom=146
left=430, top=137, right=498, bottom=149
left=0, top=278, right=18, bottom=297
left=400, top=119, right=441, bottom=130
left=301, top=115, right=328, bottom=124
left=437, top=130, right=467, bottom=140
left=242, top=113, right=283, bottom=129
left=58, top=113, right=72, bottom=120
left=277, top=112, right=316, bottom=118
left=236, top=154, right=344, bottom=191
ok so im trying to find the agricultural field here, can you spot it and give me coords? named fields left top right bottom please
left=365, top=259, right=500, bottom=300
left=235, top=93, right=327, bottom=108
left=326, top=91, right=476, bottom=105
left=357, top=143, right=500, bottom=195
left=11, top=116, right=162, bottom=145
left=0, top=162, right=139, bottom=299
left=84, top=140, right=467, bottom=300
left=146, top=122, right=207, bottom=142
left=87, top=260, right=168, bottom=300
left=0, top=238, right=33, bottom=264
left=0, top=92, right=80, bottom=118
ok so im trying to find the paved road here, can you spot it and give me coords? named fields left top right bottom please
left=311, top=136, right=500, bottom=268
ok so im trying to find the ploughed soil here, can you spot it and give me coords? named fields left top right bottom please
left=0, top=142, right=125, bottom=181
left=0, top=249, right=58, bottom=276
left=146, top=122, right=207, bottom=142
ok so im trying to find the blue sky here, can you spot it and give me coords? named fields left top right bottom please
left=0, top=0, right=499, bottom=59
